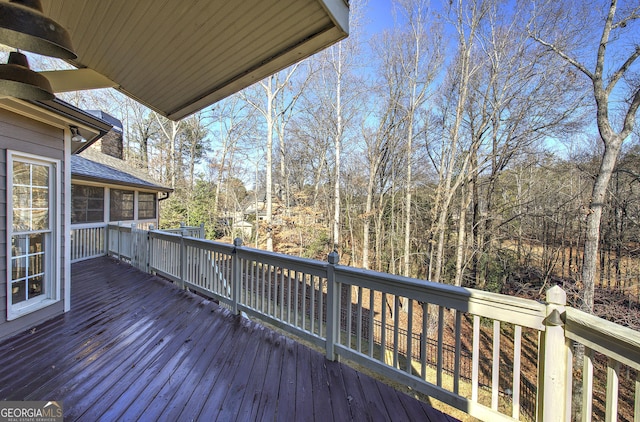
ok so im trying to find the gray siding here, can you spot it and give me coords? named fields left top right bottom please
left=0, top=109, right=66, bottom=341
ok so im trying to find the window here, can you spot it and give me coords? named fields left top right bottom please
left=138, top=192, right=156, bottom=220
left=71, top=184, right=104, bottom=224
left=7, top=151, right=59, bottom=319
left=109, top=189, right=134, bottom=221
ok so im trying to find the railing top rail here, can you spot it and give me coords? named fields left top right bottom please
left=71, top=222, right=109, bottom=229
left=148, top=230, right=234, bottom=254
left=107, top=223, right=133, bottom=233
left=335, top=265, right=547, bottom=330
left=565, top=307, right=640, bottom=370
left=236, top=246, right=329, bottom=278
left=183, top=236, right=235, bottom=254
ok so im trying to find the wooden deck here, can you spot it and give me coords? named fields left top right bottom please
left=0, top=257, right=456, bottom=421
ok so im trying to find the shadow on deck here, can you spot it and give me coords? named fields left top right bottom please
left=0, top=257, right=456, bottom=421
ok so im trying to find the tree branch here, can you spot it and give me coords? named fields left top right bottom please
left=605, top=44, right=640, bottom=97
left=529, top=34, right=594, bottom=80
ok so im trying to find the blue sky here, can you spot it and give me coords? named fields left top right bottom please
left=363, top=0, right=395, bottom=37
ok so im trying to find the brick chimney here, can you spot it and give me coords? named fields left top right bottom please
left=86, top=110, right=124, bottom=159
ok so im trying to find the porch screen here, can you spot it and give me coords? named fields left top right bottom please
left=110, top=189, right=134, bottom=221
left=138, top=192, right=156, bottom=219
left=71, top=184, right=104, bottom=223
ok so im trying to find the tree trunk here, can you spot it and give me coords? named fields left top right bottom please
left=581, top=138, right=622, bottom=311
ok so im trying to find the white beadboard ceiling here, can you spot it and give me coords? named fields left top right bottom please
left=37, top=0, right=349, bottom=120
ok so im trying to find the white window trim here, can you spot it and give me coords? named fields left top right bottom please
left=6, top=150, right=61, bottom=321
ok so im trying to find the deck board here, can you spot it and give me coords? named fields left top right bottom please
left=0, top=257, right=456, bottom=421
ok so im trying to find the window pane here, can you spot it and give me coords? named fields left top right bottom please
left=11, top=280, right=26, bottom=304
left=29, top=253, right=44, bottom=276
left=11, top=257, right=26, bottom=281
left=13, top=162, right=30, bottom=185
left=32, top=187, right=48, bottom=208
left=13, top=209, right=30, bottom=231
left=28, top=275, right=44, bottom=299
left=29, top=233, right=44, bottom=253
left=11, top=235, right=27, bottom=256
left=31, top=164, right=48, bottom=186
left=14, top=186, right=30, bottom=208
left=32, top=209, right=49, bottom=231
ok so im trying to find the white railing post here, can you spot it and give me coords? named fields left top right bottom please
left=179, top=228, right=187, bottom=289
left=104, top=223, right=110, bottom=258
left=232, top=237, right=243, bottom=315
left=146, top=226, right=152, bottom=274
left=130, top=223, right=136, bottom=267
left=199, top=222, right=205, bottom=239
left=538, top=285, right=569, bottom=422
left=326, top=250, right=340, bottom=361
left=117, top=223, right=122, bottom=261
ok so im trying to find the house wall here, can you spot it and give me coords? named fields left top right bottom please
left=0, top=109, right=66, bottom=341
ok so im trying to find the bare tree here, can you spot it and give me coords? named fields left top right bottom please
left=208, top=95, right=254, bottom=217
left=242, top=65, right=300, bottom=251
left=385, top=0, right=443, bottom=278
left=529, top=0, right=640, bottom=312
left=428, top=0, right=489, bottom=283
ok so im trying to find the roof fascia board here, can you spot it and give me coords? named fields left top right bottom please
left=71, top=175, right=173, bottom=193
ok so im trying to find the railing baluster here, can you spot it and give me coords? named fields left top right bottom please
left=381, top=292, right=387, bottom=364
left=280, top=269, right=285, bottom=322
left=356, top=287, right=363, bottom=352
left=294, top=271, right=299, bottom=328
left=605, top=358, right=620, bottom=421
left=437, top=306, right=444, bottom=387
left=368, top=289, right=374, bottom=358
left=406, top=299, right=413, bottom=375
left=346, top=285, right=352, bottom=347
left=454, top=310, right=461, bottom=394
left=393, top=295, right=399, bottom=369
left=251, top=261, right=257, bottom=309
left=635, top=370, right=640, bottom=422
left=286, top=270, right=292, bottom=324
left=261, top=263, right=266, bottom=314
left=492, top=320, right=501, bottom=410
left=319, top=276, right=324, bottom=338
left=268, top=265, right=273, bottom=316
left=421, top=302, right=428, bottom=379
left=472, top=315, right=480, bottom=402
left=302, top=273, right=307, bottom=331
left=310, top=274, right=316, bottom=334
left=513, top=325, right=522, bottom=420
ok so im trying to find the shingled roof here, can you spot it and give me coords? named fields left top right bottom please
left=71, top=148, right=172, bottom=192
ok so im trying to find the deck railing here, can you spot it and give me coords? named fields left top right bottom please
left=71, top=222, right=205, bottom=263
left=97, top=224, right=640, bottom=422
